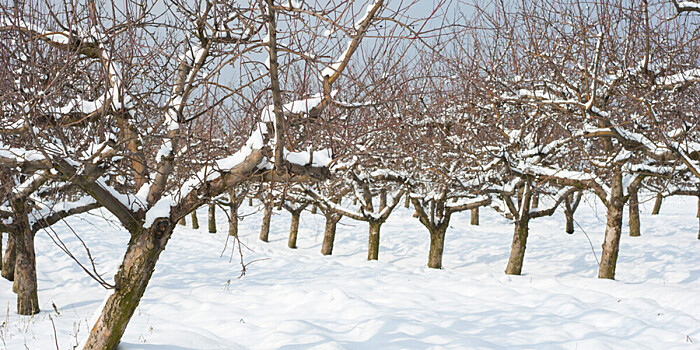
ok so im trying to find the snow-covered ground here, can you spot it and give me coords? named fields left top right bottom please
left=0, top=194, right=698, bottom=349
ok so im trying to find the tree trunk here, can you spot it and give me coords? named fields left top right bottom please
left=2, top=232, right=16, bottom=281
left=427, top=225, right=447, bottom=269
left=259, top=202, right=272, bottom=242
left=288, top=211, right=301, bottom=249
left=598, top=172, right=625, bottom=280
left=367, top=221, right=382, bottom=260
left=83, top=223, right=174, bottom=350
left=379, top=189, right=387, bottom=211
left=565, top=210, right=575, bottom=234
left=628, top=186, right=640, bottom=237
left=470, top=207, right=479, bottom=226
left=321, top=214, right=339, bottom=255
left=505, top=216, right=529, bottom=275
left=191, top=210, right=199, bottom=229
left=697, top=196, right=700, bottom=240
left=178, top=216, right=186, bottom=226
left=208, top=203, right=216, bottom=234
left=404, top=194, right=410, bottom=208
left=228, top=202, right=239, bottom=237
left=651, top=193, right=663, bottom=215
left=531, top=194, right=539, bottom=209
left=0, top=232, right=3, bottom=271
left=12, top=205, right=39, bottom=315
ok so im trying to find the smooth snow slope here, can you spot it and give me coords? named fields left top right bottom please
left=0, top=194, right=698, bottom=349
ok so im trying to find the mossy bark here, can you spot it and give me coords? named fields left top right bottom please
left=208, top=204, right=216, bottom=234
left=288, top=211, right=301, bottom=249
left=321, top=213, right=340, bottom=255
left=259, top=202, right=272, bottom=242
left=83, top=221, right=175, bottom=350
left=598, top=172, right=624, bottom=280
left=2, top=232, right=15, bottom=281
left=367, top=221, right=382, bottom=260
left=628, top=186, right=640, bottom=237
left=427, top=225, right=447, bottom=269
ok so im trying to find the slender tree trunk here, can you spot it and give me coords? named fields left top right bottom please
left=311, top=204, right=317, bottom=214
left=367, top=221, right=382, bottom=260
left=2, top=233, right=16, bottom=281
left=379, top=189, right=387, bottom=211
left=288, top=211, right=301, bottom=249
left=11, top=203, right=39, bottom=315
left=470, top=207, right=479, bottom=226
left=505, top=216, right=529, bottom=275
left=191, top=210, right=199, bottom=229
left=321, top=214, right=339, bottom=255
left=84, top=223, right=174, bottom=350
left=565, top=210, right=575, bottom=234
left=259, top=201, right=272, bottom=242
left=427, top=225, right=447, bottom=269
left=531, top=194, right=539, bottom=209
left=208, top=203, right=216, bottom=234
left=178, top=216, right=186, bottom=226
left=651, top=193, right=663, bottom=215
left=404, top=194, right=410, bottom=208
left=599, top=172, right=625, bottom=280
left=628, top=186, right=640, bottom=237
left=228, top=202, right=239, bottom=237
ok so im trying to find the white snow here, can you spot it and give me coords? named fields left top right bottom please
left=1, top=195, right=699, bottom=349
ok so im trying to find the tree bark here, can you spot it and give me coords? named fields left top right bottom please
left=470, top=207, right=479, bottom=226
left=259, top=201, right=272, bottom=242
left=598, top=172, right=625, bottom=280
left=178, top=216, right=186, bottom=226
left=321, top=214, right=339, bottom=255
left=11, top=203, right=39, bottom=315
left=83, top=222, right=174, bottom=350
left=628, top=186, right=640, bottom=237
left=228, top=202, right=239, bottom=237
left=531, top=194, right=539, bottom=209
left=2, top=232, right=16, bottom=281
left=288, top=211, right=301, bottom=249
left=208, top=203, right=216, bottom=234
left=367, top=221, right=382, bottom=260
left=427, top=225, right=447, bottom=269
left=565, top=210, right=575, bottom=234
left=651, top=193, right=663, bottom=215
left=505, top=216, right=529, bottom=275
left=191, top=210, right=199, bottom=229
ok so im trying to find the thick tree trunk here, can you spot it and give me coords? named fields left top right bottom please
left=470, top=207, right=479, bottom=226
left=191, top=210, right=199, bottom=229
left=321, top=214, right=339, bottom=255
left=259, top=202, right=272, bottom=242
left=505, top=217, right=529, bottom=275
left=628, top=186, right=640, bottom=237
left=565, top=210, right=575, bottom=234
left=427, top=225, right=447, bottom=269
left=208, top=203, right=216, bottom=234
left=367, top=221, right=382, bottom=260
left=83, top=223, right=174, bottom=350
left=228, top=202, right=239, bottom=237
left=651, top=193, right=663, bottom=215
left=288, top=211, right=301, bottom=249
left=598, top=172, right=625, bottom=280
left=2, top=232, right=16, bottom=281
left=12, top=205, right=39, bottom=315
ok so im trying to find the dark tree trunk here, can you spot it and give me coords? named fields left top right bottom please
left=379, top=189, right=387, bottom=211
left=11, top=203, right=39, bottom=315
left=191, top=211, right=199, bottom=229
left=321, top=214, right=340, bottom=255
left=259, top=201, right=272, bottom=242
left=427, top=225, right=447, bottom=269
left=288, top=211, right=301, bottom=249
left=208, top=203, right=217, bottom=234
left=599, top=172, right=625, bottom=280
left=470, top=207, right=479, bottom=226
left=651, top=193, right=663, bottom=215
left=228, top=202, right=239, bottom=237
left=628, top=186, right=640, bottom=237
left=505, top=215, right=529, bottom=275
left=367, top=221, right=382, bottom=260
left=83, top=222, right=174, bottom=350
left=565, top=210, right=575, bottom=234
left=2, top=232, right=16, bottom=281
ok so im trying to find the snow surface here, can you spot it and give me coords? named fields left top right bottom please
left=0, top=195, right=699, bottom=349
